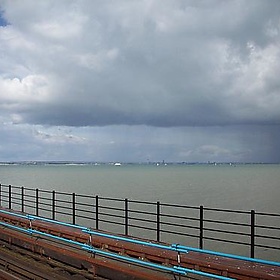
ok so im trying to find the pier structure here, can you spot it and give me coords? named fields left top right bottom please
left=0, top=183, right=279, bottom=279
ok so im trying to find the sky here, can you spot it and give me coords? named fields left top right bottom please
left=0, top=0, right=280, bottom=163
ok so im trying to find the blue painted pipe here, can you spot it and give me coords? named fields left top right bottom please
left=28, top=214, right=88, bottom=230
left=0, top=221, right=30, bottom=234
left=0, top=220, right=185, bottom=276
left=0, top=209, right=88, bottom=230
left=0, top=209, right=29, bottom=219
left=174, top=266, right=234, bottom=280
left=172, top=244, right=280, bottom=267
left=83, top=228, right=188, bottom=253
left=0, top=209, right=187, bottom=253
left=83, top=246, right=186, bottom=275
left=1, top=209, right=279, bottom=269
left=0, top=220, right=233, bottom=279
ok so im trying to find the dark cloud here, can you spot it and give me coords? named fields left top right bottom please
left=0, top=0, right=279, bottom=162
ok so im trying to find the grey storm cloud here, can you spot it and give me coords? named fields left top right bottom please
left=0, top=0, right=280, bottom=163
left=0, top=0, right=279, bottom=128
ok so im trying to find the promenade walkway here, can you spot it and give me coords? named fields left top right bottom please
left=0, top=207, right=279, bottom=280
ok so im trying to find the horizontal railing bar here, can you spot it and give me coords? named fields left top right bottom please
left=257, top=212, right=280, bottom=217
left=204, top=219, right=249, bottom=227
left=203, top=207, right=250, bottom=214
left=160, top=202, right=200, bottom=210
left=55, top=204, right=72, bottom=210
left=37, top=189, right=53, bottom=194
left=98, top=205, right=125, bottom=212
left=98, top=196, right=125, bottom=202
left=23, top=187, right=36, bottom=192
left=255, top=244, right=280, bottom=250
left=37, top=201, right=51, bottom=207
left=76, top=194, right=95, bottom=199
left=161, top=221, right=199, bottom=230
left=21, top=203, right=35, bottom=208
left=125, top=209, right=157, bottom=216
left=9, top=201, right=21, bottom=206
left=75, top=201, right=94, bottom=208
left=256, top=225, right=280, bottom=230
left=204, top=227, right=250, bottom=237
left=124, top=199, right=157, bottom=206
left=37, top=197, right=52, bottom=202
left=98, top=212, right=125, bottom=220
left=76, top=208, right=96, bottom=215
left=203, top=236, right=249, bottom=246
left=160, top=213, right=199, bottom=222
left=255, top=234, right=280, bottom=240
left=37, top=206, right=53, bottom=213
left=127, top=216, right=156, bottom=224
left=75, top=213, right=95, bottom=220
left=55, top=198, right=72, bottom=204
left=23, top=198, right=36, bottom=203
left=52, top=190, right=72, bottom=196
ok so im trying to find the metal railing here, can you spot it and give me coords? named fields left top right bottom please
left=0, top=183, right=279, bottom=261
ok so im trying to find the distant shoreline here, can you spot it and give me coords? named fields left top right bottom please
left=0, top=161, right=279, bottom=166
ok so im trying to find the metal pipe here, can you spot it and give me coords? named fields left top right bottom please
left=21, top=186, right=24, bottom=213
left=250, top=210, right=255, bottom=258
left=82, top=228, right=188, bottom=253
left=1, top=208, right=279, bottom=269
left=0, top=219, right=236, bottom=279
left=156, top=201, right=160, bottom=242
left=0, top=209, right=87, bottom=230
left=8, top=185, right=12, bottom=209
left=0, top=209, right=187, bottom=253
left=83, top=246, right=186, bottom=275
left=172, top=244, right=280, bottom=267
left=0, top=220, right=186, bottom=276
left=199, top=205, right=204, bottom=249
left=174, top=266, right=234, bottom=280
left=125, top=198, right=128, bottom=235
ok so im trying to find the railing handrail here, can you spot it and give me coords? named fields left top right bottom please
left=0, top=183, right=279, bottom=261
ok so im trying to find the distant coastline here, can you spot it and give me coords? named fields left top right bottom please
left=0, top=161, right=279, bottom=166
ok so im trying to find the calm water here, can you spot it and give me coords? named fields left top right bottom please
left=0, top=164, right=279, bottom=213
left=0, top=163, right=280, bottom=261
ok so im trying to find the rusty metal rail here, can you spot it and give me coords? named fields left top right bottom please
left=0, top=219, right=230, bottom=279
left=1, top=208, right=280, bottom=279
left=0, top=243, right=101, bottom=280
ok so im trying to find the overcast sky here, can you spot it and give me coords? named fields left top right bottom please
left=0, top=0, right=280, bottom=163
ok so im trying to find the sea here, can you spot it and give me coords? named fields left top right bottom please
left=0, top=163, right=279, bottom=261
left=0, top=163, right=279, bottom=212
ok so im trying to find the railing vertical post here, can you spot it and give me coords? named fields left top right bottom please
left=125, top=198, right=129, bottom=235
left=9, top=184, right=12, bottom=209
left=72, top=193, right=76, bottom=225
left=199, top=205, right=204, bottom=249
left=52, top=190, right=55, bottom=220
left=250, top=210, right=255, bottom=258
left=36, top=188, right=39, bottom=216
left=0, top=184, right=2, bottom=206
left=21, top=186, right=24, bottom=212
left=95, top=195, right=99, bottom=230
left=157, top=201, right=160, bottom=242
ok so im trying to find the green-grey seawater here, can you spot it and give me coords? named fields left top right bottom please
left=0, top=164, right=279, bottom=212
